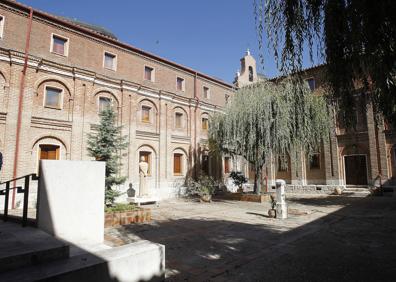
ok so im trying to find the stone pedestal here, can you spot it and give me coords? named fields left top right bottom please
left=275, top=179, right=288, bottom=219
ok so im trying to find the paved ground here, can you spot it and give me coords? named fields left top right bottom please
left=105, top=194, right=396, bottom=281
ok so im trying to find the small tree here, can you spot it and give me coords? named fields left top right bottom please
left=210, top=79, right=329, bottom=194
left=229, top=171, right=248, bottom=191
left=87, top=108, right=128, bottom=206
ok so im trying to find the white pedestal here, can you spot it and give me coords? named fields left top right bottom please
left=127, top=196, right=159, bottom=207
left=275, top=179, right=288, bottom=219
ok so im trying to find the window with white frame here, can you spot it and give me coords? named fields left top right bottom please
left=104, top=52, right=117, bottom=70
left=141, top=106, right=151, bottom=123
left=44, top=86, right=62, bottom=109
left=144, top=66, right=154, bottom=81
left=202, top=117, right=209, bottom=130
left=176, top=77, right=185, bottom=91
left=0, top=16, right=5, bottom=39
left=175, top=112, right=183, bottom=129
left=99, top=97, right=112, bottom=112
left=203, top=86, right=210, bottom=99
left=306, top=78, right=316, bottom=92
left=51, top=34, right=69, bottom=56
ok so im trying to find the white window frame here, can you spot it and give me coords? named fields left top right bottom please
left=144, top=65, right=155, bottom=82
left=141, top=105, right=152, bottom=123
left=0, top=15, right=5, bottom=39
left=103, top=51, right=117, bottom=71
left=176, top=76, right=185, bottom=92
left=175, top=112, right=183, bottom=129
left=43, top=85, right=63, bottom=110
left=305, top=77, right=316, bottom=92
left=203, top=86, right=210, bottom=99
left=98, top=96, right=113, bottom=113
left=50, top=33, right=69, bottom=57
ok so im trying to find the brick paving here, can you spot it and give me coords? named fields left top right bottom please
left=104, top=195, right=396, bottom=281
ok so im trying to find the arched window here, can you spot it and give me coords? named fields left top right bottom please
left=248, top=66, right=254, bottom=82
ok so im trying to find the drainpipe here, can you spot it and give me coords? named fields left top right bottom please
left=12, top=8, right=33, bottom=209
left=193, top=72, right=199, bottom=178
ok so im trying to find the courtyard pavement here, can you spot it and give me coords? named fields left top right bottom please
left=105, top=194, right=396, bottom=281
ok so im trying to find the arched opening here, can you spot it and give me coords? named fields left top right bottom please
left=248, top=66, right=254, bottom=82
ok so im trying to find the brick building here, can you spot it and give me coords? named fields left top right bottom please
left=232, top=51, right=396, bottom=192
left=0, top=0, right=235, bottom=206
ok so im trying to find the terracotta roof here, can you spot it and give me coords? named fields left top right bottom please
left=3, top=0, right=234, bottom=89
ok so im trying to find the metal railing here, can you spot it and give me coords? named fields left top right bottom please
left=0, top=174, right=39, bottom=227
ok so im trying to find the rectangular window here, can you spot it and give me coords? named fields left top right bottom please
left=139, top=151, right=151, bottom=175
left=202, top=117, right=208, bottom=130
left=203, top=86, right=210, bottom=99
left=176, top=77, right=185, bottom=91
left=174, top=153, right=182, bottom=175
left=144, top=66, right=154, bottom=81
left=175, top=112, right=182, bottom=128
left=51, top=34, right=68, bottom=56
left=99, top=97, right=112, bottom=112
left=224, top=157, right=230, bottom=173
left=278, top=155, right=288, bottom=172
left=45, top=87, right=62, bottom=109
left=141, top=106, right=151, bottom=123
left=306, top=78, right=316, bottom=92
left=104, top=52, right=116, bottom=70
left=309, top=153, right=320, bottom=169
left=0, top=16, right=4, bottom=38
left=39, top=144, right=60, bottom=160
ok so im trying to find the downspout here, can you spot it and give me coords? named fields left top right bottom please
left=12, top=8, right=33, bottom=208
left=193, top=72, right=199, bottom=178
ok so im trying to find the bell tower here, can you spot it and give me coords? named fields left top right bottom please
left=234, top=49, right=258, bottom=87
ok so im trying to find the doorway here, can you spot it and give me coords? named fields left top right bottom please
left=344, top=155, right=368, bottom=185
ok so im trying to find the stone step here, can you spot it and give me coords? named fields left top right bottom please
left=0, top=241, right=165, bottom=282
left=0, top=222, right=69, bottom=273
left=344, top=188, right=370, bottom=192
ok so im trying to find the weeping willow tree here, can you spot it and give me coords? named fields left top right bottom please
left=209, top=79, right=329, bottom=194
left=254, top=0, right=396, bottom=127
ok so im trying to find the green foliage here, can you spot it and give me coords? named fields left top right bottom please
left=87, top=108, right=128, bottom=206
left=105, top=203, right=137, bottom=213
left=185, top=175, right=217, bottom=197
left=254, top=0, right=396, bottom=127
left=229, top=171, right=248, bottom=189
left=209, top=79, right=329, bottom=194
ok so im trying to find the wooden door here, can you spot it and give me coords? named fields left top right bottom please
left=39, top=145, right=60, bottom=160
left=345, top=155, right=368, bottom=185
left=174, top=154, right=182, bottom=175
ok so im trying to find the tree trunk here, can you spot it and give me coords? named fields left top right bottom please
left=253, top=167, right=262, bottom=195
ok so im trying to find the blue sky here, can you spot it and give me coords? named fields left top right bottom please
left=18, top=0, right=319, bottom=83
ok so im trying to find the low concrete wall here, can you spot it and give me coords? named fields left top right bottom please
left=37, top=160, right=105, bottom=246
left=97, top=241, right=165, bottom=282
left=271, top=184, right=344, bottom=194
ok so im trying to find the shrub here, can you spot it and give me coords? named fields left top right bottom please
left=229, top=171, right=248, bottom=190
left=105, top=203, right=137, bottom=213
left=185, top=175, right=217, bottom=197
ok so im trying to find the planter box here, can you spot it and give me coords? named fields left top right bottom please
left=105, top=208, right=151, bottom=228
left=215, top=193, right=273, bottom=203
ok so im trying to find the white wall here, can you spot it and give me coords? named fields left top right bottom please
left=37, top=160, right=105, bottom=246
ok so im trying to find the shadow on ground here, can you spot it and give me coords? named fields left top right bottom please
left=111, top=196, right=396, bottom=281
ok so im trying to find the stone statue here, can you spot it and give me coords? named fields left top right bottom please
left=139, top=156, right=149, bottom=197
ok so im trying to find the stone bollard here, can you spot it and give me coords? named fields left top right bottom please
left=275, top=179, right=288, bottom=219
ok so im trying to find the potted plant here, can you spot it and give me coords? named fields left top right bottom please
left=268, top=194, right=276, bottom=218
left=229, top=171, right=248, bottom=193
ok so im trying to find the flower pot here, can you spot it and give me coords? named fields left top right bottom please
left=268, top=208, right=276, bottom=218
left=200, top=194, right=212, bottom=203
